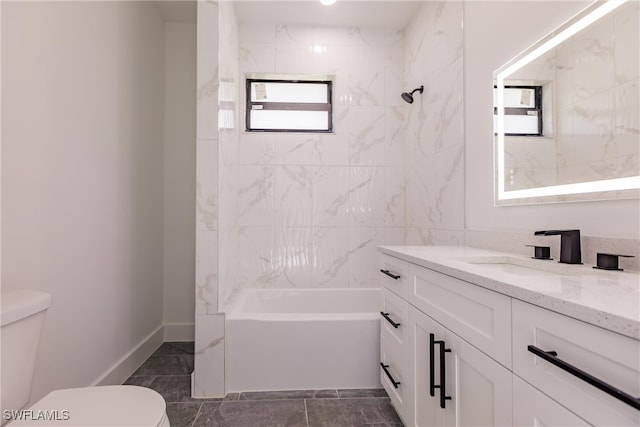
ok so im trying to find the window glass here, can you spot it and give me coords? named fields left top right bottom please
left=246, top=78, right=333, bottom=133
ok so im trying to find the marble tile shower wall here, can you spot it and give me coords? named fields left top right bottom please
left=217, top=1, right=241, bottom=313
left=218, top=22, right=410, bottom=306
left=194, top=0, right=225, bottom=398
left=403, top=1, right=465, bottom=246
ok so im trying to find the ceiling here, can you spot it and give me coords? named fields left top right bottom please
left=154, top=0, right=423, bottom=29
left=235, top=1, right=423, bottom=29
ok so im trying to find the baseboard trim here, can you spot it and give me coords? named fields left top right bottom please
left=164, top=322, right=195, bottom=342
left=92, top=325, right=164, bottom=387
left=91, top=322, right=196, bottom=387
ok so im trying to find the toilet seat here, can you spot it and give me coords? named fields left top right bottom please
left=9, top=386, right=169, bottom=426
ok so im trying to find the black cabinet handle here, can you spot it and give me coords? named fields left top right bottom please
left=528, top=345, right=640, bottom=410
left=429, top=333, right=436, bottom=397
left=437, top=338, right=452, bottom=408
left=429, top=334, right=451, bottom=408
left=380, top=363, right=401, bottom=389
left=380, top=312, right=400, bottom=328
left=380, top=269, right=401, bottom=280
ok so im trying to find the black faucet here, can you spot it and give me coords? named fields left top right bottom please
left=534, top=230, right=582, bottom=264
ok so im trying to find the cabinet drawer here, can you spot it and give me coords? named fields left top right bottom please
left=380, top=334, right=408, bottom=424
left=513, top=376, right=590, bottom=426
left=381, top=288, right=409, bottom=348
left=379, top=254, right=409, bottom=299
left=409, top=263, right=512, bottom=367
left=513, top=300, right=640, bottom=427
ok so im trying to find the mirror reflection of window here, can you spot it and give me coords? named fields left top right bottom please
left=493, top=86, right=542, bottom=136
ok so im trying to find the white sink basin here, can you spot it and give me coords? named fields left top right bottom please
left=459, top=255, right=567, bottom=276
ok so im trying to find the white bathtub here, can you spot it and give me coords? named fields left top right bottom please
left=226, top=288, right=381, bottom=392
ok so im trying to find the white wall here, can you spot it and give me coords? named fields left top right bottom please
left=163, top=22, right=196, bottom=331
left=464, top=1, right=640, bottom=239
left=2, top=1, right=166, bottom=401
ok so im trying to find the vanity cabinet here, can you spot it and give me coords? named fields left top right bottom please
left=380, top=257, right=513, bottom=426
left=379, top=250, right=640, bottom=427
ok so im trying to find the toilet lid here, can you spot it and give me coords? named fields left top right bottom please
left=10, top=386, right=167, bottom=426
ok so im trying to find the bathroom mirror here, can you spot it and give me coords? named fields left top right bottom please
left=494, top=0, right=640, bottom=205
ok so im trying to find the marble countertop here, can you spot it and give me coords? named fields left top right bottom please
left=379, top=245, right=640, bottom=340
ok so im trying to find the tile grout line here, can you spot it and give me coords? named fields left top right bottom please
left=303, top=399, right=310, bottom=427
left=190, top=402, right=204, bottom=427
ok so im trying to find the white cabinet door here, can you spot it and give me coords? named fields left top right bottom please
left=444, top=329, right=513, bottom=427
left=409, top=306, right=512, bottom=427
left=409, top=306, right=447, bottom=427
left=513, top=375, right=591, bottom=427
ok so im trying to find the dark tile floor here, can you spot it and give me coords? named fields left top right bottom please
left=124, top=342, right=403, bottom=427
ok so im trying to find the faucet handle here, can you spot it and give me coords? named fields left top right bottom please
left=593, top=253, right=635, bottom=271
left=525, top=245, right=552, bottom=260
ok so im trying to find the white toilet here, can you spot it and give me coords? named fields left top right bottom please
left=1, top=290, right=170, bottom=426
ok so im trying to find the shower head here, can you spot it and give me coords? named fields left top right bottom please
left=401, top=85, right=424, bottom=104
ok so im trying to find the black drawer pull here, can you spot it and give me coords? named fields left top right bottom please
left=429, top=333, right=436, bottom=397
left=436, top=337, right=452, bottom=408
left=528, top=345, right=640, bottom=410
left=380, top=363, right=401, bottom=389
left=429, top=333, right=452, bottom=407
left=380, top=269, right=401, bottom=280
left=380, top=312, right=400, bottom=328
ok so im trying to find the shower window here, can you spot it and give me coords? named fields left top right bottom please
left=246, top=78, right=333, bottom=133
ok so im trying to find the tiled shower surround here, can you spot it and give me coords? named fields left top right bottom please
left=193, top=0, right=465, bottom=397
left=226, top=0, right=464, bottom=306
left=228, top=23, right=408, bottom=302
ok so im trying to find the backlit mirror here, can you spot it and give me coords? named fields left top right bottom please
left=494, top=0, right=640, bottom=205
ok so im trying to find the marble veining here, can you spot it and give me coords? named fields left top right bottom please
left=195, top=181, right=218, bottom=232
left=348, top=106, right=385, bottom=165
left=404, top=1, right=464, bottom=242
left=195, top=229, right=218, bottom=314
left=380, top=245, right=640, bottom=340
left=193, top=313, right=225, bottom=398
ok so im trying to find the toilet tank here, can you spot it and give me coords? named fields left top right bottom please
left=0, top=290, right=51, bottom=416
